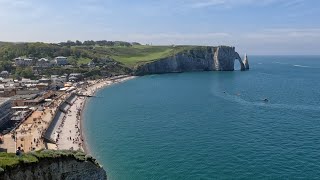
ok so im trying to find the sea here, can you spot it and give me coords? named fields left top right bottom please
left=83, top=56, right=320, bottom=179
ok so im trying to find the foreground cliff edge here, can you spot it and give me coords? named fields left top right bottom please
left=0, top=150, right=107, bottom=180
left=134, top=46, right=249, bottom=75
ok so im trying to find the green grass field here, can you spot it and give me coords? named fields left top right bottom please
left=0, top=153, right=38, bottom=169
left=90, top=45, right=194, bottom=67
left=0, top=150, right=94, bottom=170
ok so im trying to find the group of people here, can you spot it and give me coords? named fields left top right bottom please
left=55, top=106, right=71, bottom=143
left=13, top=110, right=50, bottom=153
left=55, top=96, right=84, bottom=151
left=73, top=99, right=84, bottom=149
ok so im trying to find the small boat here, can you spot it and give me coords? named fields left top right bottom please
left=263, top=98, right=269, bottom=102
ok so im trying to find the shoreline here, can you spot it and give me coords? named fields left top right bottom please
left=80, top=95, right=89, bottom=153
left=79, top=76, right=137, bottom=154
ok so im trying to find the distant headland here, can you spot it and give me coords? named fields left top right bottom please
left=0, top=41, right=249, bottom=78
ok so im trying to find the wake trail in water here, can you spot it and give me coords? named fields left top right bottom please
left=293, top=65, right=311, bottom=68
left=211, top=91, right=320, bottom=112
left=273, top=62, right=288, bottom=65
left=272, top=62, right=320, bottom=69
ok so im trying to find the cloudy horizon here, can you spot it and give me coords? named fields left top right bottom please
left=0, top=0, right=319, bottom=55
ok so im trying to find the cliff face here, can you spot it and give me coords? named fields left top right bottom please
left=1, top=157, right=106, bottom=180
left=134, top=46, right=248, bottom=75
left=243, top=53, right=249, bottom=70
left=0, top=151, right=107, bottom=180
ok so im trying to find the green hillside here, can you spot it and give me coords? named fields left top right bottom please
left=0, top=42, right=196, bottom=67
left=0, top=41, right=208, bottom=78
left=90, top=45, right=193, bottom=67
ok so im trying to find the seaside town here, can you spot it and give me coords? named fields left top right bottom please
left=0, top=55, right=134, bottom=153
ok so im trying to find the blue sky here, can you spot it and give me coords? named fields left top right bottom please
left=0, top=0, right=319, bottom=54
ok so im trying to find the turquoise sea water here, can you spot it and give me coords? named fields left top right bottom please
left=84, top=56, right=320, bottom=179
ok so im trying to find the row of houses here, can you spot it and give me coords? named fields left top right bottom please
left=0, top=91, right=55, bottom=132
left=14, top=56, right=68, bottom=67
left=0, top=74, right=83, bottom=98
left=0, top=70, right=85, bottom=132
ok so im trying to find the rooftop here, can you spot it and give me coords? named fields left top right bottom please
left=38, top=58, right=49, bottom=61
left=0, top=98, right=10, bottom=105
left=0, top=71, right=9, bottom=74
left=11, top=94, right=38, bottom=100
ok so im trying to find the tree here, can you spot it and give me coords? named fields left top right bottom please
left=0, top=61, right=13, bottom=72
left=75, top=40, right=82, bottom=46
left=67, top=57, right=78, bottom=66
left=15, top=67, right=35, bottom=79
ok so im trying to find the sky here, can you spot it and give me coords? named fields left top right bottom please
left=0, top=0, right=319, bottom=55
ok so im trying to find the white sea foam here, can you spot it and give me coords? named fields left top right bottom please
left=293, top=65, right=310, bottom=68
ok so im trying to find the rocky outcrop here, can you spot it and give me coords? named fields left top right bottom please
left=0, top=151, right=107, bottom=180
left=243, top=53, right=249, bottom=70
left=213, top=46, right=245, bottom=71
left=134, top=46, right=248, bottom=75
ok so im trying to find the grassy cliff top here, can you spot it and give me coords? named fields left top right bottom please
left=0, top=150, right=99, bottom=171
left=75, top=45, right=207, bottom=67
left=103, top=45, right=195, bottom=67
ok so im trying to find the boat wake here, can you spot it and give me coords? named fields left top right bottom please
left=293, top=64, right=311, bottom=68
left=211, top=90, right=320, bottom=112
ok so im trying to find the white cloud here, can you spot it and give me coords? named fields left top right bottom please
left=245, top=28, right=320, bottom=40
left=188, top=0, right=302, bottom=8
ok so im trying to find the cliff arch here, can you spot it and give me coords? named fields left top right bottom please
left=235, top=57, right=246, bottom=71
left=213, top=46, right=247, bottom=71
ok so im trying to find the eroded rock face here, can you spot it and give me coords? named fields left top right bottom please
left=0, top=157, right=107, bottom=180
left=134, top=46, right=248, bottom=75
left=243, top=53, right=250, bottom=70
left=213, top=46, right=244, bottom=71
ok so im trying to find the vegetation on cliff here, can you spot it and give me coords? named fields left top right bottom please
left=0, top=150, right=99, bottom=172
left=0, top=42, right=195, bottom=66
left=0, top=41, right=215, bottom=76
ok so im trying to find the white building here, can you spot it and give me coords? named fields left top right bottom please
left=14, top=57, right=33, bottom=67
left=0, top=98, right=12, bottom=129
left=37, top=58, right=51, bottom=68
left=0, top=71, right=9, bottom=78
left=54, top=56, right=68, bottom=66
left=51, top=75, right=66, bottom=89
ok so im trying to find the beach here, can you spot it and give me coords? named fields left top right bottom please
left=54, top=76, right=136, bottom=152
left=0, top=76, right=136, bottom=153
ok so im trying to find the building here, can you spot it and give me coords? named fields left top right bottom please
left=11, top=94, right=40, bottom=107
left=54, top=56, right=68, bottom=66
left=0, top=71, right=9, bottom=78
left=50, top=75, right=66, bottom=90
left=12, top=91, right=54, bottom=107
left=0, top=87, right=16, bottom=97
left=11, top=106, right=32, bottom=122
left=68, top=73, right=83, bottom=82
left=37, top=58, right=51, bottom=68
left=0, top=98, right=12, bottom=129
left=39, top=78, right=51, bottom=84
left=36, top=83, right=49, bottom=91
left=14, top=57, right=33, bottom=67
